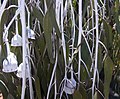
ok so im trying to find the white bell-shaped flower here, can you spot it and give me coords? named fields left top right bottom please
left=16, top=63, right=29, bottom=78
left=64, top=77, right=76, bottom=94
left=26, top=27, right=35, bottom=40
left=2, top=52, right=18, bottom=73
left=11, top=34, right=22, bottom=46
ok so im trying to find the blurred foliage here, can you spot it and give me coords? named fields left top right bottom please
left=0, top=0, right=120, bottom=99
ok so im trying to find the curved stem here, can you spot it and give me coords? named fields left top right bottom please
left=5, top=9, right=20, bottom=34
left=0, top=0, right=8, bottom=22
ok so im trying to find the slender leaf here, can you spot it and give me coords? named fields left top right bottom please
left=32, top=6, right=44, bottom=27
left=35, top=76, right=42, bottom=99
left=104, top=56, right=114, bottom=99
left=43, top=6, right=54, bottom=63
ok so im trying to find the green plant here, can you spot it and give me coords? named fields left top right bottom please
left=0, top=0, right=120, bottom=99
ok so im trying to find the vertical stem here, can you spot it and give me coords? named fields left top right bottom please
left=55, top=0, right=60, bottom=26
left=92, top=0, right=99, bottom=98
left=69, top=0, right=75, bottom=60
left=78, top=0, right=82, bottom=86
left=90, top=0, right=95, bottom=72
left=44, top=0, right=47, bottom=14
left=15, top=17, right=19, bottom=34
left=5, top=36, right=10, bottom=55
left=3, top=25, right=10, bottom=55
left=0, top=0, right=1, bottom=6
left=103, top=0, right=106, bottom=19
left=69, top=0, right=75, bottom=81
left=61, top=0, right=67, bottom=78
left=27, top=46, right=34, bottom=99
left=20, top=0, right=26, bottom=99
left=54, top=73, right=57, bottom=99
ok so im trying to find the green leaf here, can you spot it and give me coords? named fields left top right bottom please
left=36, top=34, right=46, bottom=57
left=79, top=83, right=87, bottom=99
left=103, top=20, right=113, bottom=49
left=45, top=0, right=53, bottom=8
left=98, top=45, right=103, bottom=72
left=81, top=42, right=91, bottom=69
left=104, top=56, right=114, bottom=99
left=73, top=82, right=87, bottom=99
left=35, top=76, right=42, bottom=99
left=32, top=6, right=44, bottom=27
left=73, top=91, right=82, bottom=99
left=48, top=7, right=61, bottom=38
left=43, top=6, right=54, bottom=63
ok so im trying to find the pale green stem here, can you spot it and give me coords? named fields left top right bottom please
left=54, top=73, right=57, bottom=99
left=3, top=25, right=10, bottom=55
left=78, top=0, right=82, bottom=86
left=27, top=46, right=34, bottom=99
left=92, top=0, right=99, bottom=98
left=20, top=0, right=27, bottom=99
left=90, top=0, right=95, bottom=72
left=69, top=0, right=75, bottom=63
left=61, top=0, right=67, bottom=78
left=44, top=0, right=47, bottom=14
left=15, top=17, right=19, bottom=34
left=23, top=3, right=34, bottom=99
left=55, top=0, right=60, bottom=26
left=25, top=3, right=30, bottom=28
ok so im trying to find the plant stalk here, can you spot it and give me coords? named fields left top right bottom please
left=0, top=0, right=8, bottom=22
left=92, top=0, right=99, bottom=98
left=78, top=0, right=82, bottom=86
left=20, top=0, right=27, bottom=99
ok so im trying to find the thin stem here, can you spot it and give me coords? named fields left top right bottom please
left=4, top=9, right=20, bottom=34
left=55, top=0, right=60, bottom=26
left=54, top=73, right=57, bottom=99
left=20, top=0, right=27, bottom=99
left=25, top=3, right=30, bottom=28
left=27, top=46, right=34, bottom=99
left=78, top=0, right=82, bottom=86
left=69, top=0, right=75, bottom=74
left=44, top=0, right=47, bottom=14
left=90, top=0, right=95, bottom=57
left=92, top=0, right=99, bottom=98
left=3, top=25, right=10, bottom=55
left=46, top=50, right=58, bottom=99
left=0, top=0, right=8, bottom=22
left=61, top=0, right=67, bottom=78
left=15, top=17, right=19, bottom=34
